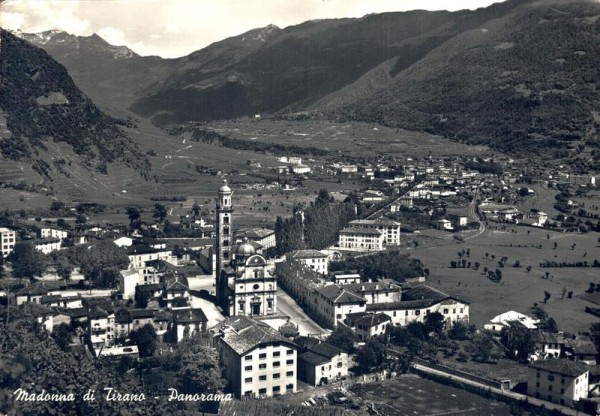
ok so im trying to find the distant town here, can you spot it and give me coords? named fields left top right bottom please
left=2, top=152, right=600, bottom=415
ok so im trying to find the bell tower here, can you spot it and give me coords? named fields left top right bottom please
left=216, top=180, right=233, bottom=279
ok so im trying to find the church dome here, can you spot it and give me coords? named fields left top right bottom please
left=236, top=238, right=255, bottom=256
left=219, top=179, right=232, bottom=194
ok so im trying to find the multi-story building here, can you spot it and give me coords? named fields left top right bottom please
left=0, top=227, right=16, bottom=257
left=285, top=249, right=329, bottom=275
left=32, top=238, right=62, bottom=254
left=298, top=342, right=349, bottom=386
left=215, top=182, right=277, bottom=317
left=39, top=228, right=68, bottom=241
left=527, top=359, right=590, bottom=407
left=235, top=228, right=276, bottom=250
left=126, top=244, right=173, bottom=271
left=211, top=316, right=298, bottom=399
left=346, top=312, right=391, bottom=341
left=343, top=281, right=402, bottom=305
left=315, top=284, right=367, bottom=329
left=366, top=285, right=469, bottom=327
left=347, top=219, right=401, bottom=246
left=338, top=227, right=384, bottom=252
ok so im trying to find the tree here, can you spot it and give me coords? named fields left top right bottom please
left=126, top=207, right=141, bottom=228
left=538, top=317, right=558, bottom=334
left=153, top=203, right=168, bottom=223
left=51, top=323, right=73, bottom=351
left=448, top=322, right=472, bottom=341
left=502, top=326, right=534, bottom=361
left=543, top=291, right=551, bottom=304
left=177, top=337, right=225, bottom=397
left=129, top=324, right=157, bottom=357
left=355, top=337, right=387, bottom=373
left=8, top=243, right=48, bottom=278
left=328, top=326, right=357, bottom=353
left=467, top=333, right=496, bottom=363
left=590, top=323, right=600, bottom=355
left=424, top=312, right=445, bottom=334
left=70, top=241, right=130, bottom=288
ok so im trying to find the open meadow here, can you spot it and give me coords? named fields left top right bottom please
left=206, top=118, right=492, bottom=158
left=353, top=375, right=512, bottom=416
left=407, top=225, right=600, bottom=333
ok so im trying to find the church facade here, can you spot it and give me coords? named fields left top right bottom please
left=215, top=181, right=277, bottom=317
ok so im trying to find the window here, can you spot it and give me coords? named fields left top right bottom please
left=536, top=382, right=540, bottom=388
left=443, top=309, right=449, bottom=314
left=259, top=375, right=267, bottom=381
left=245, top=365, right=252, bottom=371
left=286, top=371, right=294, bottom=377
left=561, top=378, right=565, bottom=384
left=273, top=361, right=280, bottom=368
left=415, top=310, right=421, bottom=316
left=273, top=386, right=280, bottom=393
left=286, top=350, right=294, bottom=355
left=259, top=364, right=267, bottom=370
left=259, top=388, right=266, bottom=395
left=253, top=284, right=260, bottom=290
left=560, top=388, right=564, bottom=394
left=536, top=372, right=540, bottom=378
left=244, top=377, right=252, bottom=383
left=549, top=385, right=552, bottom=391
left=273, top=351, right=280, bottom=357
left=273, top=373, right=280, bottom=379
left=259, top=353, right=267, bottom=359
left=286, top=359, right=294, bottom=365
left=548, top=375, right=555, bottom=382
left=337, top=362, right=343, bottom=368
left=245, top=355, right=253, bottom=361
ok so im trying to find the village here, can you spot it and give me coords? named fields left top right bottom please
left=2, top=152, right=600, bottom=416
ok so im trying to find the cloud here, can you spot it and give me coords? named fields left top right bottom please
left=1, top=0, right=91, bottom=34
left=0, top=11, right=25, bottom=30
left=97, top=27, right=127, bottom=46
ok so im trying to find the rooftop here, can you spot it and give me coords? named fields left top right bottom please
left=317, top=285, right=366, bottom=304
left=529, top=359, right=590, bottom=377
left=287, top=249, right=328, bottom=259
left=211, top=315, right=296, bottom=356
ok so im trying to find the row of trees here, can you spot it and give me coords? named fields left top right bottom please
left=274, top=189, right=357, bottom=254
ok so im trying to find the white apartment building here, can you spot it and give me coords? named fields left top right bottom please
left=527, top=359, right=589, bottom=407
left=40, top=228, right=68, bottom=241
left=338, top=227, right=384, bottom=252
left=366, top=285, right=469, bottom=327
left=347, top=219, right=401, bottom=246
left=0, top=227, right=16, bottom=257
left=211, top=316, right=298, bottom=399
left=285, top=249, right=329, bottom=275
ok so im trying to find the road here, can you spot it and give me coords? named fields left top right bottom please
left=276, top=288, right=329, bottom=337
left=465, top=184, right=486, bottom=241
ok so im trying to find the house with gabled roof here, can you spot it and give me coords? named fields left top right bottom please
left=366, top=285, right=469, bottom=327
left=346, top=312, right=391, bottom=341
left=171, top=308, right=208, bottom=342
left=298, top=342, right=348, bottom=386
left=315, top=284, right=367, bottom=329
left=528, top=359, right=590, bottom=407
left=285, top=249, right=329, bottom=275
left=210, top=315, right=298, bottom=399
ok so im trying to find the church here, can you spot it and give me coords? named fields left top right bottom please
left=215, top=180, right=277, bottom=317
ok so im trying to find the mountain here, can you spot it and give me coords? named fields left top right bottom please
left=334, top=0, right=600, bottom=156
left=14, top=30, right=175, bottom=112
left=129, top=0, right=530, bottom=126
left=0, top=29, right=149, bottom=180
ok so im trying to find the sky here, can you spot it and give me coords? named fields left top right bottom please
left=1, top=0, right=507, bottom=58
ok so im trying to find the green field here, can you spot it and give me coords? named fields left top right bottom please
left=407, top=225, right=600, bottom=333
left=354, top=375, right=512, bottom=416
left=206, top=118, right=492, bottom=158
